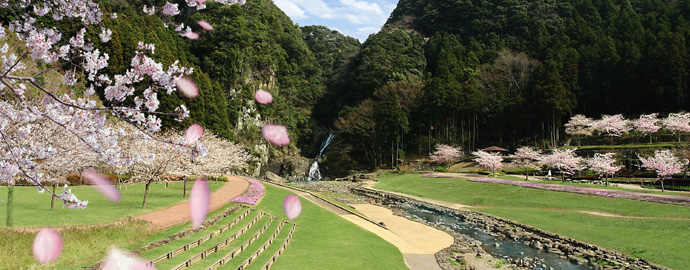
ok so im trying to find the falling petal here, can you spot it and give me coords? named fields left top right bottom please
left=83, top=170, right=121, bottom=202
left=102, top=246, right=156, bottom=270
left=262, top=124, right=290, bottom=146
left=190, top=177, right=210, bottom=229
left=185, top=124, right=204, bottom=144
left=33, top=228, right=62, bottom=265
left=283, top=195, right=301, bottom=219
left=255, top=89, right=273, bottom=104
left=185, top=31, right=200, bottom=39
left=197, top=21, right=213, bottom=30
left=176, top=76, right=199, bottom=98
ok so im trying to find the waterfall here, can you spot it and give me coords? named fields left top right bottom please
left=307, top=133, right=334, bottom=181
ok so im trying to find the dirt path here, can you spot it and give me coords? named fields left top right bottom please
left=261, top=181, right=452, bottom=270
left=136, top=176, right=249, bottom=229
left=579, top=210, right=690, bottom=220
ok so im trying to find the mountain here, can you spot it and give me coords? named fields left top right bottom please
left=321, top=0, right=690, bottom=170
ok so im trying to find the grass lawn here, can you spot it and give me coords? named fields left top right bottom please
left=496, top=175, right=686, bottom=196
left=251, top=184, right=408, bottom=270
left=0, top=181, right=224, bottom=227
left=375, top=173, right=690, bottom=270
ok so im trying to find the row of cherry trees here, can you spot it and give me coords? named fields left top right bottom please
left=565, top=113, right=690, bottom=143
left=469, top=147, right=686, bottom=191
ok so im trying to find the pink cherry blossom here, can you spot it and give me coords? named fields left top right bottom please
left=255, top=89, right=273, bottom=104
left=538, top=149, right=583, bottom=175
left=586, top=153, right=620, bottom=177
left=633, top=113, right=661, bottom=135
left=430, top=144, right=463, bottom=164
left=184, top=31, right=200, bottom=39
left=33, top=228, right=63, bottom=265
left=283, top=195, right=301, bottom=219
left=591, top=114, right=631, bottom=137
left=185, top=124, right=204, bottom=144
left=197, top=21, right=213, bottom=30
left=262, top=124, right=290, bottom=146
left=190, top=177, right=210, bottom=229
left=102, top=247, right=156, bottom=270
left=564, top=114, right=594, bottom=136
left=176, top=76, right=199, bottom=98
left=471, top=150, right=503, bottom=175
left=639, top=150, right=685, bottom=179
left=82, top=169, right=121, bottom=202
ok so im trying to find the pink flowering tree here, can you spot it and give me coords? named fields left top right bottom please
left=509, top=146, right=542, bottom=180
left=638, top=150, right=686, bottom=192
left=661, top=113, right=690, bottom=142
left=591, top=114, right=631, bottom=145
left=430, top=144, right=464, bottom=167
left=0, top=0, right=255, bottom=209
left=633, top=113, right=661, bottom=143
left=472, top=150, right=503, bottom=176
left=538, top=149, right=584, bottom=181
left=585, top=153, right=620, bottom=186
left=564, top=114, right=594, bottom=146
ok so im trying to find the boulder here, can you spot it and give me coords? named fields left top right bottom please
left=265, top=171, right=288, bottom=183
left=280, top=157, right=311, bottom=181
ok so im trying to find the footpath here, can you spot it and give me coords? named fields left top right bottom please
left=136, top=176, right=249, bottom=228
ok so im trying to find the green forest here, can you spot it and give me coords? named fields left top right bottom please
left=9, top=0, right=690, bottom=174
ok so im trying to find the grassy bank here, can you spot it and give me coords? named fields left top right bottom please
left=0, top=181, right=225, bottom=227
left=375, top=173, right=690, bottom=269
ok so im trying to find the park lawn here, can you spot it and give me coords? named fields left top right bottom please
left=0, top=181, right=225, bottom=227
left=0, top=221, right=151, bottom=269
left=375, top=173, right=690, bottom=269
left=496, top=175, right=685, bottom=196
left=258, top=184, right=408, bottom=270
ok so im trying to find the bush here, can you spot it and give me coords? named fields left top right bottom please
left=434, top=167, right=449, bottom=172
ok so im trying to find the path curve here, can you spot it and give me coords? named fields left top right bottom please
left=136, top=175, right=249, bottom=229
left=261, top=180, right=452, bottom=270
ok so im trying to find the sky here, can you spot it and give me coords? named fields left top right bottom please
left=272, top=0, right=399, bottom=42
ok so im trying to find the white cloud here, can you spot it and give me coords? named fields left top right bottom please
left=339, top=0, right=383, bottom=15
left=274, top=0, right=308, bottom=20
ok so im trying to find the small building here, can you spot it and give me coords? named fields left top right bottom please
left=481, top=146, right=509, bottom=153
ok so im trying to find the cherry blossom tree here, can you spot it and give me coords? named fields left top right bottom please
left=0, top=0, right=253, bottom=209
left=538, top=149, right=583, bottom=181
left=661, top=113, right=690, bottom=142
left=472, top=150, right=503, bottom=176
left=585, top=153, right=620, bottom=186
left=638, top=150, right=687, bottom=192
left=564, top=114, right=594, bottom=146
left=633, top=113, right=661, bottom=143
left=591, top=114, right=631, bottom=144
left=509, top=146, right=542, bottom=180
left=430, top=144, right=464, bottom=167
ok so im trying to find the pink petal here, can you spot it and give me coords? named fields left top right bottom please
left=185, top=31, right=200, bottom=40
left=102, top=247, right=156, bottom=270
left=82, top=170, right=121, bottom=202
left=185, top=124, right=204, bottom=144
left=198, top=0, right=207, bottom=3
left=176, top=76, right=199, bottom=98
left=33, top=228, right=62, bottom=265
left=197, top=21, right=213, bottom=30
left=262, top=124, right=290, bottom=146
left=255, top=89, right=273, bottom=104
left=283, top=195, right=301, bottom=220
left=190, top=177, right=210, bottom=229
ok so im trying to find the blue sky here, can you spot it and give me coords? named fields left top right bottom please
left=272, top=0, right=399, bottom=42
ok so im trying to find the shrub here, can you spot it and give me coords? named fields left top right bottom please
left=434, top=167, right=449, bottom=172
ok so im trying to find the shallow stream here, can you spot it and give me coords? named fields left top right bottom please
left=388, top=203, right=593, bottom=270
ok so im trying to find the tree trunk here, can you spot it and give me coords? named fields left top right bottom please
left=524, top=168, right=529, bottom=180
left=183, top=177, right=188, bottom=198
left=50, top=184, right=56, bottom=210
left=661, top=178, right=665, bottom=192
left=142, top=181, right=151, bottom=209
left=6, top=185, right=14, bottom=227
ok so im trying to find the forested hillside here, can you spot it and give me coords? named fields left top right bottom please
left=320, top=0, right=690, bottom=171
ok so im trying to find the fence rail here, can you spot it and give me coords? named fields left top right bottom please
left=260, top=224, right=297, bottom=270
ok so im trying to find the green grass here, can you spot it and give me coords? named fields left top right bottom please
left=496, top=174, right=686, bottom=196
left=257, top=185, right=407, bottom=270
left=0, top=221, right=151, bottom=270
left=375, top=173, right=690, bottom=269
left=0, top=181, right=224, bottom=227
